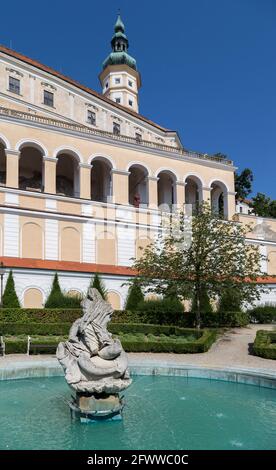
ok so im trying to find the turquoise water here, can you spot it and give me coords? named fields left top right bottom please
left=0, top=375, right=276, bottom=450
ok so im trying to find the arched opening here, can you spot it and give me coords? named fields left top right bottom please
left=60, top=227, right=81, bottom=262
left=157, top=171, right=176, bottom=211
left=210, top=181, right=227, bottom=218
left=24, top=288, right=43, bottom=308
left=128, top=164, right=148, bottom=207
left=19, top=145, right=43, bottom=191
left=22, top=223, right=43, bottom=259
left=107, top=291, right=121, bottom=310
left=56, top=152, right=79, bottom=197
left=91, top=158, right=112, bottom=203
left=0, top=141, right=6, bottom=186
left=96, top=231, right=116, bottom=265
left=185, top=176, right=203, bottom=213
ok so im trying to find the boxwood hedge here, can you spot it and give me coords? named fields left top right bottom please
left=253, top=330, right=276, bottom=360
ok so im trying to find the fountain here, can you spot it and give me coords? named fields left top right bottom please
left=56, top=288, right=132, bottom=422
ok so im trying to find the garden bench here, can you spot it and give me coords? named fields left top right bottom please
left=27, top=336, right=57, bottom=355
left=0, top=336, right=5, bottom=356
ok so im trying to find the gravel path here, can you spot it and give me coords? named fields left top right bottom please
left=0, top=324, right=275, bottom=373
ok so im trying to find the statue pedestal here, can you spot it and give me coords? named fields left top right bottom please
left=69, top=392, right=124, bottom=423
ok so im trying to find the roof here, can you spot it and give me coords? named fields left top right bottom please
left=0, top=44, right=173, bottom=133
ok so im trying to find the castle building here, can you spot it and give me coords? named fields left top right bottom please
left=0, top=15, right=275, bottom=308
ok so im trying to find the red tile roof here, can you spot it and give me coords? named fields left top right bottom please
left=0, top=257, right=137, bottom=276
left=0, top=44, right=172, bottom=133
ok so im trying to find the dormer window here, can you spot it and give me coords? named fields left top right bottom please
left=87, top=110, right=96, bottom=125
left=113, top=122, right=120, bottom=135
left=9, top=76, right=20, bottom=94
left=44, top=90, right=54, bottom=107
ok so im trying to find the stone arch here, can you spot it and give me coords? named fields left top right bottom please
left=90, top=156, right=113, bottom=203
left=184, top=174, right=204, bottom=211
left=126, top=161, right=151, bottom=176
left=210, top=180, right=228, bottom=218
left=21, top=222, right=43, bottom=259
left=157, top=170, right=177, bottom=209
left=0, top=134, right=11, bottom=149
left=96, top=230, right=117, bottom=265
left=53, top=146, right=83, bottom=163
left=0, top=140, right=6, bottom=186
left=18, top=144, right=44, bottom=191
left=23, top=287, right=44, bottom=308
left=56, top=150, right=80, bottom=197
left=16, top=139, right=48, bottom=157
left=67, top=289, right=82, bottom=298
left=128, top=164, right=149, bottom=207
left=60, top=226, right=81, bottom=262
left=88, top=153, right=116, bottom=169
left=107, top=291, right=122, bottom=310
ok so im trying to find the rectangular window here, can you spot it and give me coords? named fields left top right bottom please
left=9, top=76, right=20, bottom=94
left=44, top=90, right=54, bottom=107
left=129, top=99, right=133, bottom=107
left=113, top=122, right=120, bottom=135
left=115, top=97, right=121, bottom=103
left=87, top=110, right=96, bottom=125
left=135, top=132, right=142, bottom=143
left=115, top=77, right=121, bottom=84
left=128, top=80, right=133, bottom=87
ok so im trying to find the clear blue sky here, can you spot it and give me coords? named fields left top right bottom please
left=1, top=0, right=275, bottom=198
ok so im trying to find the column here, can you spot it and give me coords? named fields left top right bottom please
left=176, top=181, right=185, bottom=210
left=43, top=156, right=57, bottom=194
left=225, top=191, right=236, bottom=220
left=5, top=149, right=20, bottom=188
left=202, top=186, right=211, bottom=205
left=111, top=169, right=130, bottom=205
left=79, top=163, right=91, bottom=199
left=148, top=176, right=158, bottom=209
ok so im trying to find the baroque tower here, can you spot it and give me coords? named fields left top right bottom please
left=99, top=14, right=141, bottom=113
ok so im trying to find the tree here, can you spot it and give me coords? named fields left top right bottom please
left=125, top=279, right=144, bottom=310
left=191, top=289, right=213, bottom=314
left=250, top=192, right=276, bottom=218
left=235, top=168, right=253, bottom=200
left=132, top=203, right=266, bottom=328
left=218, top=287, right=242, bottom=312
left=2, top=270, right=20, bottom=308
left=91, top=273, right=107, bottom=300
left=45, top=272, right=64, bottom=308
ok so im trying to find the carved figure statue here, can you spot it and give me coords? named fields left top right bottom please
left=56, top=288, right=131, bottom=394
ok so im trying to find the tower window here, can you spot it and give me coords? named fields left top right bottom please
left=9, top=76, right=20, bottom=94
left=115, top=78, right=121, bottom=84
left=113, top=122, right=120, bottom=135
left=87, top=110, right=96, bottom=125
left=43, top=90, right=54, bottom=107
left=115, top=98, right=121, bottom=104
left=129, top=99, right=133, bottom=107
left=128, top=80, right=133, bottom=87
left=105, top=82, right=109, bottom=89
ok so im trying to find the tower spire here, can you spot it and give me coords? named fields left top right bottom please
left=99, top=14, right=141, bottom=113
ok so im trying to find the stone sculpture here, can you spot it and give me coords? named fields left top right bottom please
left=56, top=287, right=131, bottom=421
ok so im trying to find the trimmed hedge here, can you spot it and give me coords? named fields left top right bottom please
left=1, top=323, right=217, bottom=354
left=253, top=330, right=276, bottom=359
left=0, top=322, right=71, bottom=336
left=0, top=309, right=81, bottom=323
left=248, top=305, right=276, bottom=324
left=118, top=329, right=216, bottom=353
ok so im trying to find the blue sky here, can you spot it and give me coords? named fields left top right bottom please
left=1, top=0, right=275, bottom=198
